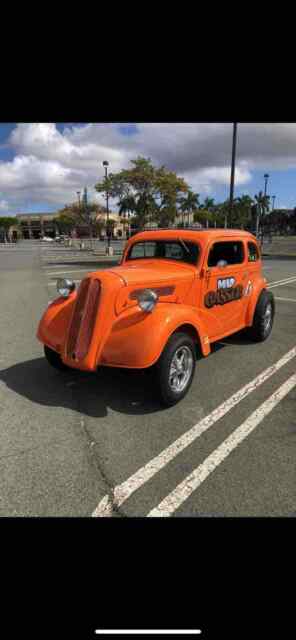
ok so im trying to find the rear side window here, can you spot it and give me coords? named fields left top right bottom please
left=208, top=241, right=245, bottom=267
left=248, top=242, right=259, bottom=262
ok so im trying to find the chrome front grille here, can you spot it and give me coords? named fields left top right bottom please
left=67, top=278, right=101, bottom=360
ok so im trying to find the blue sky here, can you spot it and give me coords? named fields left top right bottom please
left=0, top=122, right=295, bottom=215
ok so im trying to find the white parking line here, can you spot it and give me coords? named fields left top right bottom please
left=267, top=275, right=296, bottom=288
left=275, top=296, right=296, bottom=303
left=148, top=372, right=296, bottom=516
left=92, top=345, right=296, bottom=517
left=46, top=269, right=92, bottom=275
left=268, top=274, right=296, bottom=285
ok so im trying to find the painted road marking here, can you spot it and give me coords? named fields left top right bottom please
left=92, top=345, right=296, bottom=517
left=95, top=632, right=202, bottom=636
left=148, top=373, right=296, bottom=516
left=267, top=275, right=296, bottom=288
left=45, top=269, right=93, bottom=275
left=267, top=275, right=296, bottom=285
left=275, top=296, right=296, bottom=303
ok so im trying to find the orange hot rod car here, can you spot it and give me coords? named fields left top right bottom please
left=37, top=229, right=275, bottom=406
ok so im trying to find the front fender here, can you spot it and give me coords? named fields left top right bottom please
left=100, top=303, right=210, bottom=369
left=36, top=292, right=77, bottom=353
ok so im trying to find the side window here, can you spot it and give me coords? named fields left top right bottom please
left=248, top=242, right=259, bottom=262
left=208, top=241, right=245, bottom=267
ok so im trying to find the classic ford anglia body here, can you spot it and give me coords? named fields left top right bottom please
left=37, top=229, right=275, bottom=405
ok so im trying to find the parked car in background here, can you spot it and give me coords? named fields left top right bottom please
left=41, top=236, right=54, bottom=243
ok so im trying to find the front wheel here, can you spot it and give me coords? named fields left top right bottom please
left=156, top=332, right=196, bottom=407
left=44, top=345, right=69, bottom=371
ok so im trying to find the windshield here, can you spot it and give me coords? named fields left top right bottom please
left=127, top=240, right=199, bottom=266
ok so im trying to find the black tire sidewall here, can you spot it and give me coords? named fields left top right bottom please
left=44, top=345, right=69, bottom=371
left=251, top=289, right=275, bottom=342
left=157, top=332, right=196, bottom=406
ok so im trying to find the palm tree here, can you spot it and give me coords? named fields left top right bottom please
left=198, top=197, right=216, bottom=228
left=254, top=191, right=270, bottom=236
left=178, top=191, right=200, bottom=227
left=118, top=195, right=136, bottom=218
left=235, top=195, right=254, bottom=229
left=118, top=194, right=137, bottom=235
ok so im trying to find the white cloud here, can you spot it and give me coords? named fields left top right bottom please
left=0, top=199, right=8, bottom=210
left=1, top=122, right=296, bottom=213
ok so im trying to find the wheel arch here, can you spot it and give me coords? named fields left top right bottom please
left=168, top=322, right=203, bottom=357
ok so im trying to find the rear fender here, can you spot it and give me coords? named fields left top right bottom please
left=245, top=279, right=267, bottom=326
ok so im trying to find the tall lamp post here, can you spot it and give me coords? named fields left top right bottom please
left=102, top=160, right=112, bottom=255
left=225, top=122, right=238, bottom=228
left=261, top=174, right=270, bottom=245
left=264, top=173, right=269, bottom=197
left=272, top=195, right=276, bottom=211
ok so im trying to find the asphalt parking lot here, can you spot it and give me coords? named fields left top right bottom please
left=0, top=240, right=295, bottom=517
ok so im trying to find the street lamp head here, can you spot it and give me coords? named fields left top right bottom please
left=264, top=174, right=269, bottom=179
left=103, top=160, right=109, bottom=167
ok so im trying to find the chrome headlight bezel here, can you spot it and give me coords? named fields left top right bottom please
left=137, top=288, right=158, bottom=313
left=56, top=278, right=76, bottom=298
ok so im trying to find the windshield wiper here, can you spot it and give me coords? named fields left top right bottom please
left=178, top=237, right=190, bottom=254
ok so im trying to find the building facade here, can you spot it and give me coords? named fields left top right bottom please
left=16, top=213, right=57, bottom=239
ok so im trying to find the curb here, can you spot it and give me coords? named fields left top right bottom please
left=262, top=254, right=296, bottom=260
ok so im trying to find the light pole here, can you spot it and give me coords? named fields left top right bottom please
left=261, top=174, right=270, bottom=245
left=264, top=173, right=269, bottom=197
left=225, top=122, right=238, bottom=228
left=103, top=160, right=112, bottom=255
left=272, top=195, right=276, bottom=211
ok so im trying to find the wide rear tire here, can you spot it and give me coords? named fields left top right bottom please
left=248, top=289, right=275, bottom=342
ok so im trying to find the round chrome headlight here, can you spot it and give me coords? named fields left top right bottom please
left=137, top=289, right=158, bottom=312
left=57, top=278, right=76, bottom=298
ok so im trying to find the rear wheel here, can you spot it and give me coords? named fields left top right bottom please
left=156, top=332, right=196, bottom=406
left=248, top=289, right=275, bottom=342
left=44, top=345, right=69, bottom=371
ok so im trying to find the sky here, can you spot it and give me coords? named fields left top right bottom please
left=0, top=122, right=296, bottom=216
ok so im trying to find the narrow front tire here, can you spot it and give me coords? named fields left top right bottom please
left=156, top=332, right=196, bottom=407
left=44, top=345, right=69, bottom=371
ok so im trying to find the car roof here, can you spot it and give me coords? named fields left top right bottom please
left=128, top=228, right=257, bottom=243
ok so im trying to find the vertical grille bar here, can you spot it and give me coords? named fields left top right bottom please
left=75, top=279, right=101, bottom=360
left=67, top=278, right=91, bottom=358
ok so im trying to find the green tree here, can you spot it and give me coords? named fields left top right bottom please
left=254, top=191, right=270, bottom=235
left=178, top=191, right=200, bottom=227
left=0, top=216, right=19, bottom=242
left=193, top=209, right=213, bottom=227
left=95, top=156, right=189, bottom=230
left=54, top=213, right=76, bottom=235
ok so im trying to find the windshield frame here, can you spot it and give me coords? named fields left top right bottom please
left=125, top=238, right=201, bottom=267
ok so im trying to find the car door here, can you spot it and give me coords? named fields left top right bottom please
left=200, top=237, right=248, bottom=339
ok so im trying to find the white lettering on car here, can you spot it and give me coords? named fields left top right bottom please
left=217, top=277, right=235, bottom=289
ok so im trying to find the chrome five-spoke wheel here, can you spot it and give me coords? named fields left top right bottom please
left=169, top=345, right=194, bottom=393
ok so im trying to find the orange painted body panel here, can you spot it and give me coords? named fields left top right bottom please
left=37, top=229, right=266, bottom=371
